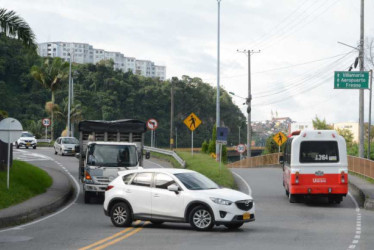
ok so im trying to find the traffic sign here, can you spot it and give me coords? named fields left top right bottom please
left=146, top=118, right=158, bottom=130
left=216, top=127, right=228, bottom=144
left=236, top=144, right=246, bottom=153
left=334, top=71, right=369, bottom=89
left=0, top=118, right=23, bottom=143
left=184, top=113, right=201, bottom=131
left=42, top=118, right=51, bottom=127
left=273, top=132, right=287, bottom=146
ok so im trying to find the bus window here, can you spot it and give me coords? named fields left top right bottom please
left=299, top=141, right=339, bottom=163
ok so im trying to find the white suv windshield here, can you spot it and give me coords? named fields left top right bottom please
left=174, top=172, right=219, bottom=190
left=87, top=144, right=138, bottom=167
left=21, top=133, right=33, bottom=137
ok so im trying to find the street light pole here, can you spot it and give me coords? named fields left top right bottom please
left=170, top=78, right=175, bottom=150
left=67, top=50, right=73, bottom=137
left=216, top=0, right=222, bottom=161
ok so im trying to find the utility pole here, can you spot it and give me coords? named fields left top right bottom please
left=368, top=69, right=373, bottom=159
left=216, top=0, right=222, bottom=161
left=170, top=78, right=175, bottom=150
left=237, top=49, right=260, bottom=158
left=358, top=0, right=365, bottom=158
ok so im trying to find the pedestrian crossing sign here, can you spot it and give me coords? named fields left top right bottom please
left=184, top=113, right=201, bottom=131
left=273, top=132, right=287, bottom=146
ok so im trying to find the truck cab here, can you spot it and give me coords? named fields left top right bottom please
left=77, top=119, right=147, bottom=203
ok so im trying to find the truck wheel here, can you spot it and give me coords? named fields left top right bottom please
left=289, top=193, right=297, bottom=203
left=84, top=191, right=91, bottom=204
left=110, top=202, right=133, bottom=227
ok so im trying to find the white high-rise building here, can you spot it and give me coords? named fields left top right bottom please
left=38, top=42, right=166, bottom=80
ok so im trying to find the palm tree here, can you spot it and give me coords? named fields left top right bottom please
left=31, top=57, right=69, bottom=139
left=0, top=8, right=36, bottom=48
left=55, top=98, right=83, bottom=135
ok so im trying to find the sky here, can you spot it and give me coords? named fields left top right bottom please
left=2, top=0, right=374, bottom=124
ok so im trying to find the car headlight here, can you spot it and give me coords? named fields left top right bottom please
left=210, top=197, right=233, bottom=206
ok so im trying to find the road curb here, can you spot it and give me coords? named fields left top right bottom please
left=0, top=166, right=75, bottom=229
left=348, top=179, right=374, bottom=211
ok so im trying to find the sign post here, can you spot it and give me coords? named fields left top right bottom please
left=216, top=127, right=228, bottom=179
left=0, top=118, right=23, bottom=189
left=184, top=113, right=202, bottom=156
left=147, top=119, right=158, bottom=147
left=334, top=71, right=369, bottom=89
left=42, top=118, right=51, bottom=139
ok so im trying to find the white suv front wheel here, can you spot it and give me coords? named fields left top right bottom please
left=189, top=205, right=214, bottom=231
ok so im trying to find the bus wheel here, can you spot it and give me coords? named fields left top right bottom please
left=289, top=193, right=297, bottom=203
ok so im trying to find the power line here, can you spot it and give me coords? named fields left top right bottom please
left=260, top=0, right=341, bottom=50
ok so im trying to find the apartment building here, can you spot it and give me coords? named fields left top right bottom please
left=38, top=42, right=166, bottom=80
left=333, top=122, right=359, bottom=143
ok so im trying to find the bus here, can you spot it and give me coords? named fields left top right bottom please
left=281, top=130, right=348, bottom=204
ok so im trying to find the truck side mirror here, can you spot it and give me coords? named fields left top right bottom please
left=279, top=155, right=284, bottom=164
left=145, top=151, right=150, bottom=159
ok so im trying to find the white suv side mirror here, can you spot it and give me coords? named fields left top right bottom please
left=167, top=184, right=180, bottom=192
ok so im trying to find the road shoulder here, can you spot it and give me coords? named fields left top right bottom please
left=0, top=165, right=74, bottom=229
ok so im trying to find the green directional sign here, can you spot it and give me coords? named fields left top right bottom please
left=334, top=71, right=369, bottom=89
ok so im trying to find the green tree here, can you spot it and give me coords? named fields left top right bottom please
left=0, top=8, right=36, bottom=48
left=222, top=145, right=227, bottom=163
left=312, top=115, right=333, bottom=130
left=336, top=128, right=354, bottom=147
left=201, top=140, right=208, bottom=153
left=54, top=98, right=83, bottom=136
left=208, top=125, right=217, bottom=154
left=24, top=120, right=44, bottom=139
left=31, top=57, right=69, bottom=139
left=264, top=134, right=286, bottom=154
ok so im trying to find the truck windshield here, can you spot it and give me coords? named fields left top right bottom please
left=299, top=141, right=339, bottom=163
left=87, top=144, right=138, bottom=167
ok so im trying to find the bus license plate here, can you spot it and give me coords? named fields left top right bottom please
left=243, top=212, right=250, bottom=220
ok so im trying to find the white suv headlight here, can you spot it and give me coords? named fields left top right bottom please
left=210, top=197, right=233, bottom=206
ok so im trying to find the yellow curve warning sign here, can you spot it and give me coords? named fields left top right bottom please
left=273, top=132, right=287, bottom=146
left=184, top=113, right=201, bottom=131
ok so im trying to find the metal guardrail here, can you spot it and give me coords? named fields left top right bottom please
left=144, top=146, right=186, bottom=168
left=37, top=139, right=52, bottom=143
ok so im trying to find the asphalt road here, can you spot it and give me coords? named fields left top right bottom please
left=0, top=148, right=373, bottom=250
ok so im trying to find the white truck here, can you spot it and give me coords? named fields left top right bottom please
left=77, top=119, right=147, bottom=203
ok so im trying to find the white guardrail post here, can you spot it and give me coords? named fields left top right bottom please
left=144, top=146, right=186, bottom=168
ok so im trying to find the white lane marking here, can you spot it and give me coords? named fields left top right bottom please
left=144, top=159, right=164, bottom=168
left=231, top=171, right=252, bottom=196
left=347, top=192, right=362, bottom=250
left=0, top=154, right=80, bottom=233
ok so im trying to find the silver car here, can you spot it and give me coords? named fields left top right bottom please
left=54, top=137, right=79, bottom=156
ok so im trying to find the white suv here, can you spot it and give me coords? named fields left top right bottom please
left=103, top=168, right=255, bottom=231
left=15, top=131, right=37, bottom=149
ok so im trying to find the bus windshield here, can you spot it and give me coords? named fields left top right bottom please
left=299, top=141, right=339, bottom=163
left=87, top=144, right=138, bottom=167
